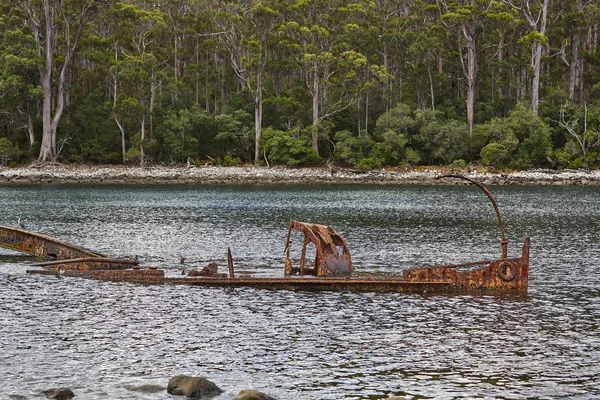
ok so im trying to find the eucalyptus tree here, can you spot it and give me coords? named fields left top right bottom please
left=403, top=1, right=445, bottom=111
left=557, top=0, right=599, bottom=104
left=213, top=0, right=280, bottom=164
left=19, top=0, right=103, bottom=162
left=0, top=3, right=42, bottom=148
left=372, top=0, right=412, bottom=112
left=109, top=1, right=167, bottom=166
left=503, top=0, right=550, bottom=115
left=436, top=0, right=496, bottom=139
left=279, top=0, right=381, bottom=156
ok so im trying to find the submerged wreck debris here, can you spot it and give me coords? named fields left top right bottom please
left=0, top=225, right=105, bottom=259
left=5, top=174, right=530, bottom=295
left=0, top=225, right=140, bottom=277
left=284, top=220, right=352, bottom=277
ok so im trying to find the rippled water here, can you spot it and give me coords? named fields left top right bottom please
left=1, top=184, right=599, bottom=399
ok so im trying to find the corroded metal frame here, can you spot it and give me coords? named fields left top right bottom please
left=284, top=220, right=352, bottom=277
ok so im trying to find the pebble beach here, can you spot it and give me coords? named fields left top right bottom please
left=1, top=164, right=600, bottom=185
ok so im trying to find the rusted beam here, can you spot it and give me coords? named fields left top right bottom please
left=403, top=238, right=530, bottom=293
left=63, top=268, right=164, bottom=283
left=29, top=257, right=139, bottom=271
left=0, top=225, right=104, bottom=259
left=26, top=269, right=60, bottom=277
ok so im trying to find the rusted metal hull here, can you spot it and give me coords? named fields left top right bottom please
left=35, top=237, right=529, bottom=295
left=0, top=225, right=104, bottom=259
left=15, top=174, right=532, bottom=295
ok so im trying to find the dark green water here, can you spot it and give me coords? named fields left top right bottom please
left=1, top=184, right=599, bottom=399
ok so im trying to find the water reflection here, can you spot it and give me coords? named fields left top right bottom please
left=1, top=184, right=599, bottom=399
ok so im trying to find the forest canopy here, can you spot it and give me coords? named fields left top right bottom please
left=1, top=0, right=600, bottom=170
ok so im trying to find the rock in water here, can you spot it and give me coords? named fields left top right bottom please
left=167, top=375, right=223, bottom=398
left=235, top=389, right=277, bottom=400
left=41, top=387, right=75, bottom=400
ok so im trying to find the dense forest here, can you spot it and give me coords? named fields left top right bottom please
left=1, top=0, right=600, bottom=170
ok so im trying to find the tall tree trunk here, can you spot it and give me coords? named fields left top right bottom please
left=254, top=68, right=263, bottom=164
left=311, top=66, right=320, bottom=155
left=115, top=117, right=126, bottom=164
left=427, top=66, right=435, bottom=111
left=462, top=23, right=477, bottom=139
left=569, top=32, right=582, bottom=103
left=140, top=113, right=146, bottom=167
left=497, top=38, right=504, bottom=99
left=569, top=0, right=584, bottom=103
left=27, top=113, right=35, bottom=146
left=38, top=0, right=56, bottom=162
left=531, top=40, right=543, bottom=114
left=525, top=0, right=549, bottom=115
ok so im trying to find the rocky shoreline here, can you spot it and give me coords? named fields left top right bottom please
left=1, top=164, right=600, bottom=185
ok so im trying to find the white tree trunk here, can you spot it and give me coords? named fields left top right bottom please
left=311, top=62, right=320, bottom=155
left=254, top=68, right=263, bottom=164
left=569, top=0, right=583, bottom=103
left=38, top=0, right=56, bottom=162
left=140, top=113, right=146, bottom=167
left=531, top=41, right=542, bottom=114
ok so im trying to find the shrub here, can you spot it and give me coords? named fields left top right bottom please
left=262, top=127, right=320, bottom=166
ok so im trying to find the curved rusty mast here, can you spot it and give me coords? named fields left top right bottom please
left=435, top=174, right=509, bottom=259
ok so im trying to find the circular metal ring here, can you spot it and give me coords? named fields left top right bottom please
left=497, top=261, right=518, bottom=282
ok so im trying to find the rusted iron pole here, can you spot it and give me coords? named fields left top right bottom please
left=227, top=247, right=235, bottom=279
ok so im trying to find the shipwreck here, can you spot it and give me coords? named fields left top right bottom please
left=1, top=174, right=529, bottom=295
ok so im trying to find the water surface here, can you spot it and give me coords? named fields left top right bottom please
left=1, top=184, right=599, bottom=399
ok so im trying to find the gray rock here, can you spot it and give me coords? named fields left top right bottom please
left=235, top=389, right=277, bottom=400
left=125, top=383, right=164, bottom=393
left=167, top=375, right=223, bottom=398
left=41, top=387, right=75, bottom=400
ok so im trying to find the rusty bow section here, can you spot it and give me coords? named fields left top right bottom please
left=284, top=220, right=352, bottom=277
left=402, top=238, right=530, bottom=294
left=398, top=173, right=530, bottom=294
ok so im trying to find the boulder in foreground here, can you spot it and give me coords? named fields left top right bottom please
left=41, top=387, right=75, bottom=400
left=167, top=375, right=223, bottom=398
left=235, top=389, right=277, bottom=400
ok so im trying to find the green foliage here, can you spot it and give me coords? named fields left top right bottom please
left=450, top=159, right=467, bottom=168
left=475, top=104, right=552, bottom=168
left=214, top=110, right=253, bottom=162
left=219, top=154, right=238, bottom=166
left=414, top=120, right=469, bottom=165
left=354, top=157, right=382, bottom=171
left=0, top=137, right=14, bottom=158
left=262, top=127, right=319, bottom=166
left=507, top=104, right=552, bottom=169
left=333, top=130, right=378, bottom=167
left=1, top=0, right=597, bottom=170
left=481, top=142, right=512, bottom=167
